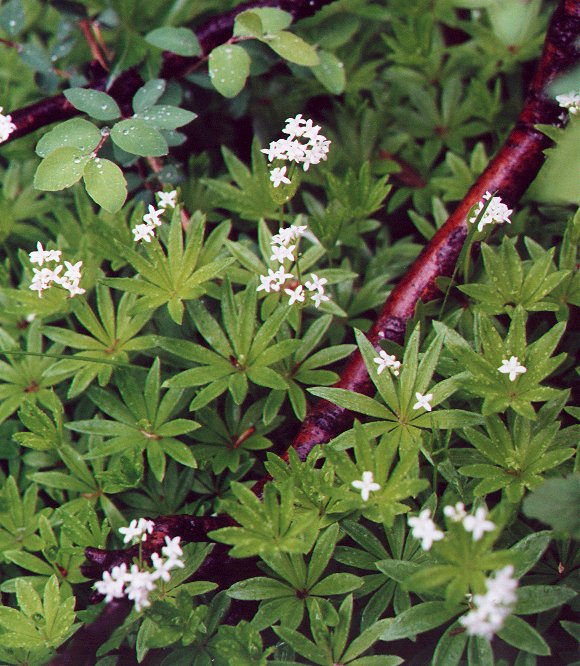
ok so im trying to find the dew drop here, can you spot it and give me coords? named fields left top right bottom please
left=73, top=157, right=81, bottom=164
left=122, top=129, right=129, bottom=135
left=101, top=104, right=108, bottom=110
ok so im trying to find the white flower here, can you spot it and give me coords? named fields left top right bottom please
left=270, top=166, right=291, bottom=188
left=94, top=563, right=128, bottom=602
left=125, top=564, right=156, bottom=612
left=29, top=268, right=55, bottom=297
left=60, top=278, right=86, bottom=297
left=460, top=566, right=518, bottom=639
left=498, top=356, right=527, bottom=382
left=263, top=116, right=331, bottom=173
left=285, top=284, right=305, bottom=305
left=283, top=113, right=307, bottom=139
left=133, top=223, right=156, bottom=243
left=261, top=138, right=289, bottom=162
left=289, top=224, right=307, bottom=239
left=29, top=242, right=61, bottom=266
left=157, top=190, right=177, bottom=209
left=270, top=243, right=296, bottom=264
left=118, top=518, right=154, bottom=544
left=469, top=192, right=512, bottom=232
left=556, top=92, right=580, bottom=115
left=257, top=271, right=276, bottom=293
left=271, top=226, right=296, bottom=246
left=407, top=509, right=444, bottom=551
left=162, top=535, right=184, bottom=564
left=143, top=205, right=163, bottom=227
left=413, top=392, right=433, bottom=412
left=373, top=349, right=401, bottom=376
left=444, top=502, right=467, bottom=522
left=0, top=106, right=16, bottom=143
left=272, top=267, right=294, bottom=288
left=310, top=290, right=330, bottom=309
left=351, top=471, right=381, bottom=501
left=305, top=273, right=328, bottom=293
left=151, top=553, right=174, bottom=582
left=463, top=507, right=495, bottom=541
left=62, top=260, right=83, bottom=282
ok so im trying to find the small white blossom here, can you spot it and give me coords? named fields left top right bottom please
left=0, top=106, right=16, bottom=143
left=498, top=356, right=527, bottom=382
left=151, top=553, right=174, bottom=582
left=132, top=223, right=156, bottom=243
left=29, top=242, right=61, bottom=266
left=556, top=92, right=580, bottom=115
left=460, top=566, right=518, bottom=640
left=62, top=260, right=83, bottom=283
left=30, top=268, right=56, bottom=297
left=60, top=277, right=86, bottom=297
left=143, top=204, right=164, bottom=227
left=271, top=226, right=296, bottom=246
left=94, top=563, right=128, bottom=602
left=351, top=471, right=381, bottom=501
left=270, top=243, right=296, bottom=264
left=373, top=350, right=401, bottom=376
left=283, top=113, right=307, bottom=139
left=261, top=138, right=289, bottom=162
left=413, top=392, right=433, bottom=412
left=270, top=166, right=292, bottom=188
left=305, top=273, right=328, bottom=293
left=310, top=290, right=330, bottom=309
left=157, top=190, right=177, bottom=209
left=407, top=509, right=444, bottom=551
left=285, top=284, right=305, bottom=305
left=469, top=192, right=512, bottom=232
left=256, top=271, right=276, bottom=293
left=272, top=267, right=294, bottom=288
left=125, top=564, right=156, bottom=612
left=263, top=115, right=331, bottom=173
left=118, top=518, right=154, bottom=544
left=463, top=507, right=495, bottom=541
left=444, top=502, right=467, bottom=523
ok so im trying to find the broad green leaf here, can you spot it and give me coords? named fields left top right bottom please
left=252, top=8, right=292, bottom=32
left=264, top=31, right=319, bottom=66
left=145, top=27, right=201, bottom=56
left=83, top=158, right=127, bottom=213
left=379, top=602, right=459, bottom=641
left=514, top=585, right=576, bottom=615
left=209, top=44, right=251, bottom=98
left=234, top=11, right=263, bottom=38
left=64, top=88, right=121, bottom=120
left=132, top=79, right=166, bottom=113
left=134, top=105, right=197, bottom=130
left=110, top=118, right=168, bottom=157
left=36, top=118, right=101, bottom=158
left=308, top=387, right=394, bottom=420
left=311, top=50, right=346, bottom=94
left=34, top=147, right=90, bottom=191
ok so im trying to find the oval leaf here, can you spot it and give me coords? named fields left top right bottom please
left=134, top=105, right=197, bottom=130
left=145, top=27, right=200, bottom=56
left=209, top=44, right=250, bottom=98
left=311, top=50, right=346, bottom=94
left=265, top=31, right=319, bottom=66
left=34, top=147, right=90, bottom=191
left=133, top=79, right=166, bottom=113
left=83, top=158, right=128, bottom=213
left=64, top=88, right=121, bottom=121
left=36, top=118, right=101, bottom=158
left=110, top=118, right=168, bottom=157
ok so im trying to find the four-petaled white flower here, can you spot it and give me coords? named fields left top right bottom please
left=29, top=242, right=61, bottom=266
left=469, top=191, right=512, bottom=233
left=351, top=471, right=381, bottom=501
left=0, top=106, right=16, bottom=143
left=413, top=392, right=433, bottom=412
left=157, top=190, right=177, bottom=209
left=119, top=518, right=155, bottom=544
left=463, top=507, right=495, bottom=541
left=407, top=509, right=444, bottom=551
left=285, top=285, right=305, bottom=305
left=444, top=502, right=467, bottom=522
left=162, top=536, right=184, bottom=564
left=498, top=356, right=526, bottom=382
left=143, top=205, right=164, bottom=227
left=133, top=223, right=156, bottom=242
left=311, top=290, right=330, bottom=308
left=270, top=243, right=296, bottom=264
left=270, top=166, right=292, bottom=188
left=305, top=273, right=328, bottom=293
left=63, top=260, right=83, bottom=282
left=373, top=349, right=401, bottom=376
left=29, top=248, right=84, bottom=299
left=94, top=563, right=128, bottom=602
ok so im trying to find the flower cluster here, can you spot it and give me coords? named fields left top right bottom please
left=29, top=242, right=85, bottom=298
left=95, top=526, right=185, bottom=612
left=0, top=106, right=16, bottom=143
left=408, top=503, right=496, bottom=551
left=262, top=114, right=331, bottom=186
left=119, top=517, right=155, bottom=544
left=257, top=224, right=331, bottom=309
left=373, top=349, right=401, bottom=376
left=498, top=356, right=526, bottom=382
left=469, top=191, right=512, bottom=233
left=132, top=190, right=177, bottom=242
left=556, top=92, right=580, bottom=115
left=460, top=566, right=519, bottom=640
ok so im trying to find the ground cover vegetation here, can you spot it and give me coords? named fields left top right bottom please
left=0, top=0, right=578, bottom=664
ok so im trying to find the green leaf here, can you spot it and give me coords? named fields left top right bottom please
left=227, top=577, right=293, bottom=600
left=134, top=105, right=197, bottom=130
left=252, top=8, right=292, bottom=33
left=83, top=158, right=127, bottom=213
left=36, top=118, right=101, bottom=158
left=145, top=27, right=201, bottom=56
left=234, top=11, right=264, bottom=38
left=497, top=615, right=550, bottom=656
left=263, top=31, right=320, bottom=66
left=132, top=79, right=166, bottom=113
left=310, top=573, right=362, bottom=596
left=433, top=621, right=468, bottom=666
left=34, top=147, right=90, bottom=191
left=110, top=118, right=168, bottom=157
left=64, top=88, right=121, bottom=121
left=514, top=585, right=577, bottom=615
left=308, top=387, right=394, bottom=420
left=209, top=44, right=251, bottom=98
left=379, top=602, right=459, bottom=641
left=523, top=477, right=580, bottom=538
left=311, top=50, right=346, bottom=94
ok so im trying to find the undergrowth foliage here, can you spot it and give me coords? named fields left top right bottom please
left=0, top=0, right=578, bottom=665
